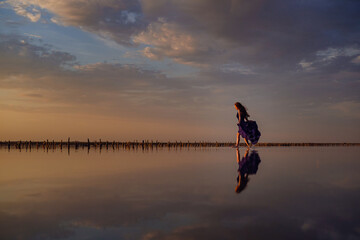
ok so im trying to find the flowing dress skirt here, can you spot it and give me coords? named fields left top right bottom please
left=238, top=120, right=261, bottom=144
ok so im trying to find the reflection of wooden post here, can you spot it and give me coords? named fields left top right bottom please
left=60, top=140, right=63, bottom=150
left=88, top=138, right=90, bottom=150
left=68, top=137, right=70, bottom=153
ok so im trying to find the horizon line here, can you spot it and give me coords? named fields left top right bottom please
left=1, top=140, right=359, bottom=147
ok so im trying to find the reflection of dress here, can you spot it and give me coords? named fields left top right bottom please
left=238, top=151, right=261, bottom=176
left=237, top=113, right=261, bottom=144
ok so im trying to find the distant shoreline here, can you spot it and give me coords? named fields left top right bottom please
left=1, top=140, right=359, bottom=150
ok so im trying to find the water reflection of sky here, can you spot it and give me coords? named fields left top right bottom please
left=0, top=147, right=359, bottom=240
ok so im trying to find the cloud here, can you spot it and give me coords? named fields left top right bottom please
left=133, top=18, right=226, bottom=66
left=8, top=0, right=41, bottom=22
left=5, top=0, right=145, bottom=45
left=138, top=0, right=360, bottom=69
left=5, top=0, right=360, bottom=69
left=316, top=47, right=360, bottom=61
left=299, top=46, right=360, bottom=72
left=219, top=63, right=255, bottom=75
left=0, top=34, right=219, bottom=124
left=23, top=33, right=42, bottom=38
left=0, top=35, right=169, bottom=97
left=0, top=34, right=76, bottom=74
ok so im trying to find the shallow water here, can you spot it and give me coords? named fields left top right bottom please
left=0, top=147, right=359, bottom=240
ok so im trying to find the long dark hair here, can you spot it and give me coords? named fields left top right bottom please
left=235, top=102, right=250, bottom=120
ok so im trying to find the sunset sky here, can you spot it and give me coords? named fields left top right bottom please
left=0, top=0, right=359, bottom=142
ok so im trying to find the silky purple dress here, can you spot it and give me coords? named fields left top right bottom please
left=237, top=113, right=261, bottom=144
left=238, top=151, right=261, bottom=176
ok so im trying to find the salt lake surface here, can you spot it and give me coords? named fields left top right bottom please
left=0, top=147, right=359, bottom=240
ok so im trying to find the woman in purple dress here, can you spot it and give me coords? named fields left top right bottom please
left=234, top=102, right=261, bottom=148
left=235, top=148, right=261, bottom=194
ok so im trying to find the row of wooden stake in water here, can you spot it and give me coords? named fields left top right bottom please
left=1, top=139, right=235, bottom=150
left=1, top=139, right=359, bottom=150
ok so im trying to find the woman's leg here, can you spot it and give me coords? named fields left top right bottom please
left=244, top=138, right=250, bottom=148
left=236, top=133, right=240, bottom=147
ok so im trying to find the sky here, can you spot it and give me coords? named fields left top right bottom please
left=0, top=0, right=359, bottom=142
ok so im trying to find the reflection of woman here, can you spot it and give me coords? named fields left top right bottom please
left=234, top=102, right=261, bottom=148
left=235, top=148, right=261, bottom=194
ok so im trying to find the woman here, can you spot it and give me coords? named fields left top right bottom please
left=234, top=102, right=261, bottom=148
left=235, top=148, right=261, bottom=194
